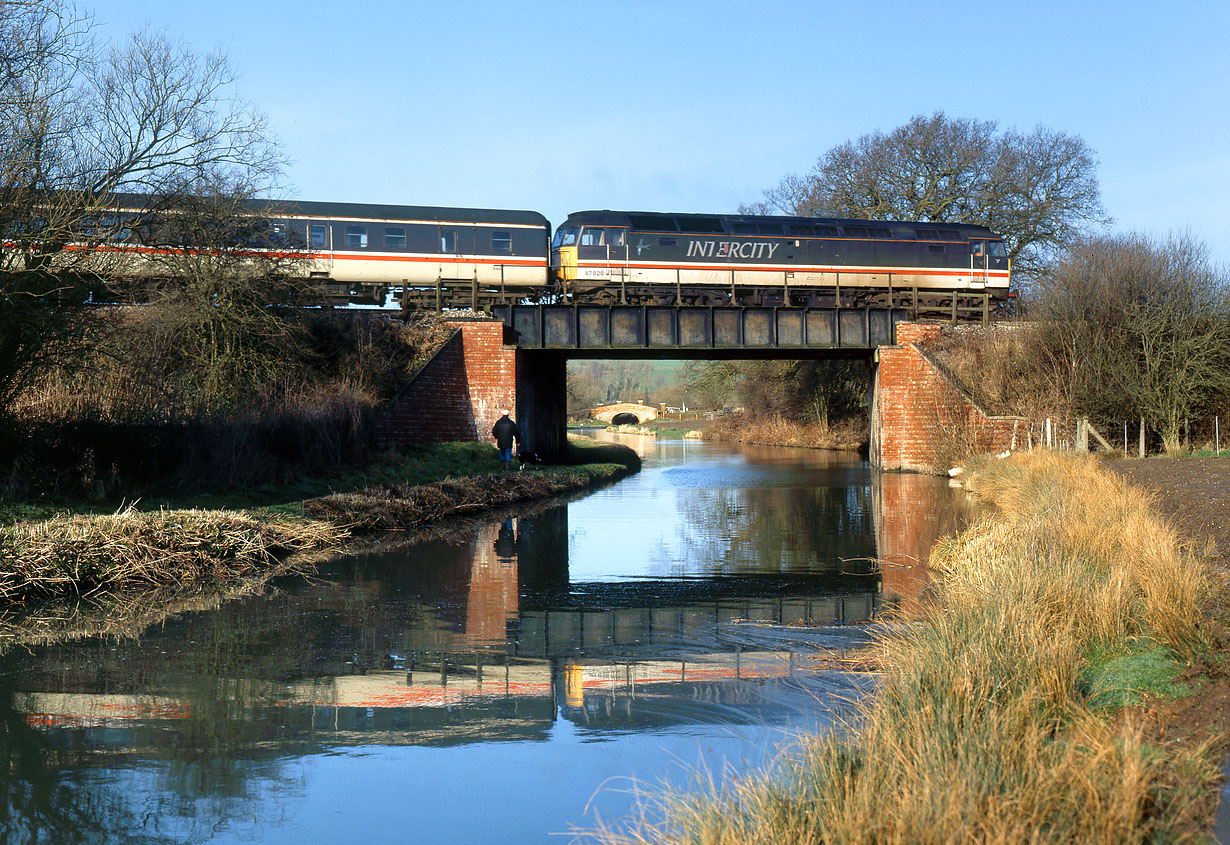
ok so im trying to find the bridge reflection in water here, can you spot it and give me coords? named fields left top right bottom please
left=9, top=455, right=972, bottom=755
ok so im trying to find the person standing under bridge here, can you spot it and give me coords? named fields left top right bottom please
left=492, top=410, right=520, bottom=470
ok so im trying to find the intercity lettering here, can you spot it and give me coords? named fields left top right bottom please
left=685, top=240, right=781, bottom=260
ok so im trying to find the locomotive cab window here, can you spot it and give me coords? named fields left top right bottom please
left=988, top=240, right=1006, bottom=257
left=346, top=225, right=367, bottom=248
left=607, top=229, right=625, bottom=247
left=580, top=228, right=604, bottom=246
left=492, top=230, right=511, bottom=253
left=552, top=227, right=578, bottom=248
left=970, top=240, right=986, bottom=257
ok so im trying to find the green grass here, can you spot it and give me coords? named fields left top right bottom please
left=1082, top=639, right=1193, bottom=710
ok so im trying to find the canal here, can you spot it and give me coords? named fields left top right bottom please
left=0, top=436, right=970, bottom=843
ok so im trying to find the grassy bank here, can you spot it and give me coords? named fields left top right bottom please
left=592, top=451, right=1220, bottom=842
left=302, top=436, right=640, bottom=531
left=0, top=439, right=639, bottom=605
left=303, top=462, right=631, bottom=531
left=700, top=412, right=866, bottom=451
left=0, top=509, right=344, bottom=601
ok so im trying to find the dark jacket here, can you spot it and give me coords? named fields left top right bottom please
left=492, top=415, right=520, bottom=450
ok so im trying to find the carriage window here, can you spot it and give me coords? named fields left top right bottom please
left=345, top=226, right=367, bottom=248
left=440, top=229, right=455, bottom=252
left=310, top=224, right=327, bottom=248
left=384, top=227, right=406, bottom=248
left=580, top=228, right=604, bottom=246
left=492, top=230, right=511, bottom=253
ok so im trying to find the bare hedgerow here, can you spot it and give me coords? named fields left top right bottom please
left=1035, top=232, right=1230, bottom=454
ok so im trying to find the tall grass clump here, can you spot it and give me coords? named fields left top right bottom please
left=0, top=508, right=344, bottom=601
left=588, top=451, right=1218, bottom=843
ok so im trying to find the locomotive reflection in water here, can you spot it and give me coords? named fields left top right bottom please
left=8, top=466, right=969, bottom=746
left=0, top=444, right=973, bottom=843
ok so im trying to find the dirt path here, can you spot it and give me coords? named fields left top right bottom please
left=1107, top=457, right=1230, bottom=839
left=1110, top=457, right=1230, bottom=568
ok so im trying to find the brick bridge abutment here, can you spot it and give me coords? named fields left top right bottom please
left=380, top=319, right=1022, bottom=472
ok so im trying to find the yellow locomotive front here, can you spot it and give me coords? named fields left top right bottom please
left=550, top=223, right=580, bottom=289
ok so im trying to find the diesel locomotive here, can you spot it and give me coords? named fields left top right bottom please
left=551, top=209, right=1010, bottom=310
left=47, top=196, right=1011, bottom=313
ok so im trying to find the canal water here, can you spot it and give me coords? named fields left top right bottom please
left=0, top=436, right=970, bottom=844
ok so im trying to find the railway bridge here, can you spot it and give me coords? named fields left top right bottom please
left=379, top=302, right=1022, bottom=472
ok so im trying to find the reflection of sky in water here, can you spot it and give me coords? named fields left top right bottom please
left=567, top=437, right=875, bottom=581
left=0, top=435, right=968, bottom=845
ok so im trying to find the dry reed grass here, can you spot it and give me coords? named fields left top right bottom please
left=584, top=451, right=1219, bottom=844
left=0, top=507, right=344, bottom=602
left=701, top=413, right=866, bottom=451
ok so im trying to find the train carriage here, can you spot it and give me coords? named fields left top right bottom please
left=551, top=210, right=1010, bottom=312
left=72, top=196, right=552, bottom=306
left=279, top=201, right=551, bottom=306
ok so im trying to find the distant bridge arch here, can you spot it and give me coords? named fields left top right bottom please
left=591, top=402, right=658, bottom=424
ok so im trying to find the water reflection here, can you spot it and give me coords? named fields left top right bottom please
left=875, top=472, right=975, bottom=614
left=0, top=441, right=969, bottom=843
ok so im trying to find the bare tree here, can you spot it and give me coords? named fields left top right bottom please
left=134, top=176, right=320, bottom=412
left=749, top=112, right=1109, bottom=280
left=0, top=0, right=286, bottom=409
left=1036, top=231, right=1230, bottom=453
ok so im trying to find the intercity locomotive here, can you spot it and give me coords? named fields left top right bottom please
left=552, top=210, right=1010, bottom=310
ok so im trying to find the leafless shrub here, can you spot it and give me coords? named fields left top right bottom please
left=1035, top=232, right=1230, bottom=454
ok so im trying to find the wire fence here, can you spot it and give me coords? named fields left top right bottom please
left=1028, top=416, right=1222, bottom=457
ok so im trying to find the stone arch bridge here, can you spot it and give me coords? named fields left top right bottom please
left=590, top=402, right=658, bottom=424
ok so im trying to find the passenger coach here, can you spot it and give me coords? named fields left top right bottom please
left=75, top=196, right=552, bottom=307
left=278, top=200, right=551, bottom=306
left=551, top=210, right=1011, bottom=310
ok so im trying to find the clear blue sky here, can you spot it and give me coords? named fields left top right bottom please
left=88, top=0, right=1230, bottom=264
